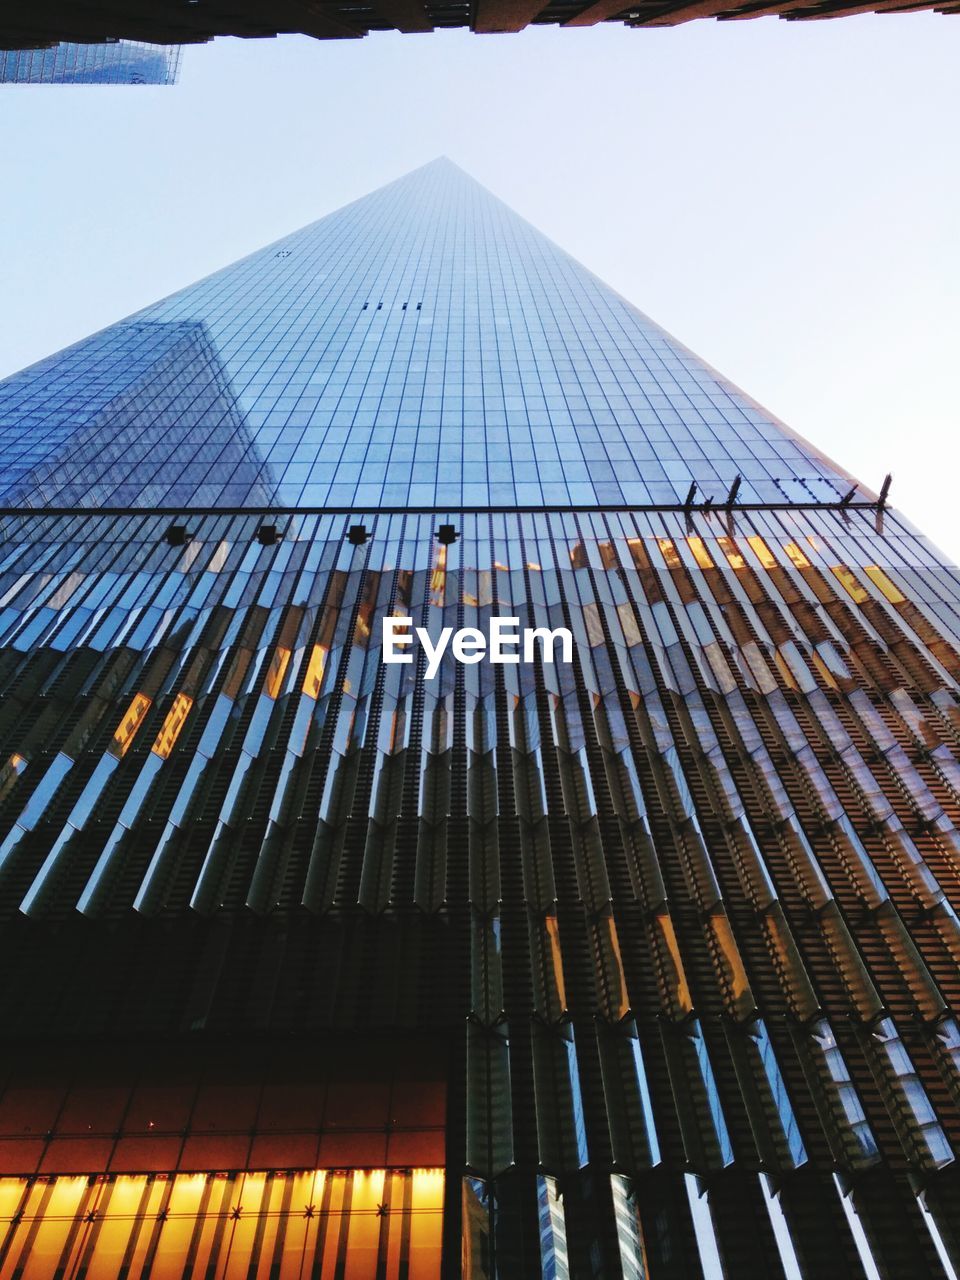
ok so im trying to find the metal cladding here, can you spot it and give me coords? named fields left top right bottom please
left=0, top=165, right=959, bottom=1277
left=1, top=0, right=958, bottom=45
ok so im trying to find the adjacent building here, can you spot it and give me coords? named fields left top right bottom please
left=1, top=0, right=958, bottom=46
left=0, top=160, right=958, bottom=1278
left=0, top=40, right=181, bottom=85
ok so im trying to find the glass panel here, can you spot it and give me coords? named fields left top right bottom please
left=0, top=1171, right=443, bottom=1280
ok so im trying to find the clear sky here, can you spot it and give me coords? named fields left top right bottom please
left=0, top=16, right=957, bottom=554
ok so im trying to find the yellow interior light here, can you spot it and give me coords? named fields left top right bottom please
left=686, top=536, right=715, bottom=570
left=747, top=536, right=777, bottom=569
left=783, top=542, right=811, bottom=569
left=111, top=692, right=152, bottom=758
left=0, top=1170, right=442, bottom=1279
left=151, top=692, right=194, bottom=760
left=429, top=544, right=447, bottom=606
left=830, top=565, right=869, bottom=604
left=544, top=913, right=568, bottom=1011
left=8, top=753, right=27, bottom=774
left=302, top=644, right=329, bottom=699
left=354, top=606, right=373, bottom=641
left=655, top=911, right=693, bottom=1015
left=709, top=911, right=752, bottom=1014
left=717, top=537, right=745, bottom=570
left=864, top=565, right=906, bottom=604
left=264, top=646, right=292, bottom=699
left=657, top=537, right=682, bottom=569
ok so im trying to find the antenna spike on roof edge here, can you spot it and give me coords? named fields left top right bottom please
left=878, top=473, right=893, bottom=508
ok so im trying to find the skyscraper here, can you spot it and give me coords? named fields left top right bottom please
left=0, top=41, right=182, bottom=85
left=0, top=159, right=957, bottom=1278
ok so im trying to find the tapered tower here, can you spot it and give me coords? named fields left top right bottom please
left=0, top=160, right=957, bottom=1279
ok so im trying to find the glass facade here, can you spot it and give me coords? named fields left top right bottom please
left=0, top=42, right=182, bottom=86
left=0, top=164, right=959, bottom=1279
left=0, top=159, right=856, bottom=512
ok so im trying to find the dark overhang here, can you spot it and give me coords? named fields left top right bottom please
left=2, top=0, right=958, bottom=49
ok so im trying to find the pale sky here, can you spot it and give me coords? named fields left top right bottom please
left=1, top=17, right=957, bottom=554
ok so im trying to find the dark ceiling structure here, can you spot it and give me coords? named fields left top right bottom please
left=2, top=0, right=957, bottom=47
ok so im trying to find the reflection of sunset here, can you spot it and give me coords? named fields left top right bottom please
left=264, top=646, right=292, bottom=699
left=302, top=643, right=329, bottom=698
left=429, top=543, right=447, bottom=607
left=111, top=692, right=152, bottom=758
left=151, top=692, right=193, bottom=759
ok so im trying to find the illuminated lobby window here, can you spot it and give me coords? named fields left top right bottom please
left=0, top=1169, right=443, bottom=1279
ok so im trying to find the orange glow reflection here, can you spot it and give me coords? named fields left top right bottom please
left=830, top=565, right=869, bottom=604
left=264, top=647, right=292, bottom=700
left=0, top=753, right=28, bottom=804
left=430, top=544, right=447, bottom=607
left=686, top=537, right=715, bottom=570
left=783, top=542, right=811, bottom=569
left=864, top=565, right=906, bottom=605
left=717, top=537, right=745, bottom=571
left=747, top=536, right=777, bottom=570
left=151, top=693, right=194, bottom=760
left=0, top=1169, right=444, bottom=1280
left=302, top=644, right=329, bottom=699
left=111, top=693, right=152, bottom=758
left=657, top=538, right=682, bottom=569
